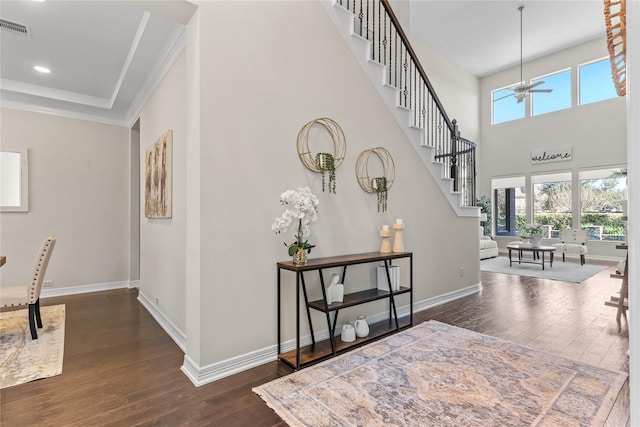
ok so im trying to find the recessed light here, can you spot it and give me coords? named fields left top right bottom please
left=33, top=65, right=51, bottom=74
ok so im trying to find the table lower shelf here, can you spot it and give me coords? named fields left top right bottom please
left=278, top=316, right=412, bottom=369
left=605, top=295, right=628, bottom=309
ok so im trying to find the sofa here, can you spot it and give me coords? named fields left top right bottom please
left=480, top=226, right=499, bottom=259
left=553, top=229, right=589, bottom=265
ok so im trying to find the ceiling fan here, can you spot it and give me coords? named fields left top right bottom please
left=494, top=6, right=553, bottom=103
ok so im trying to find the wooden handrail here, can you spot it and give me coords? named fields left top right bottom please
left=334, top=0, right=478, bottom=207
left=379, top=0, right=454, bottom=132
left=604, top=0, right=626, bottom=96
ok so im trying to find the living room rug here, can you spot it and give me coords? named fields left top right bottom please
left=254, top=321, right=627, bottom=426
left=1, top=304, right=65, bottom=389
left=481, top=256, right=606, bottom=283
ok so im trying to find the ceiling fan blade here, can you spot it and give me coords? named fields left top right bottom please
left=492, top=93, right=515, bottom=102
left=516, top=81, right=546, bottom=92
left=529, top=89, right=553, bottom=93
left=528, top=80, right=545, bottom=89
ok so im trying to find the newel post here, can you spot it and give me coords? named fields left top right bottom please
left=450, top=119, right=459, bottom=192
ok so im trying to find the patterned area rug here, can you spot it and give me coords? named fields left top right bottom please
left=254, top=321, right=627, bottom=426
left=481, top=256, right=606, bottom=283
left=1, top=304, right=65, bottom=389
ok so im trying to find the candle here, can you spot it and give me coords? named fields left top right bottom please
left=382, top=225, right=389, bottom=231
left=395, top=219, right=403, bottom=225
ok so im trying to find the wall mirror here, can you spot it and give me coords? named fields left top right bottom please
left=1, top=148, right=29, bottom=212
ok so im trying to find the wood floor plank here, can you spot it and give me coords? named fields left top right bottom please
left=1, top=262, right=629, bottom=426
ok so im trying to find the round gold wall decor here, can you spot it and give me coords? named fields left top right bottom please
left=355, top=147, right=395, bottom=193
left=355, top=147, right=395, bottom=212
left=296, top=118, right=346, bottom=173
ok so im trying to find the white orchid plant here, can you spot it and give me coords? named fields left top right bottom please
left=272, top=187, right=319, bottom=256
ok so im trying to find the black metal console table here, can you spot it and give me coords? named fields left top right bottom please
left=277, top=251, right=413, bottom=369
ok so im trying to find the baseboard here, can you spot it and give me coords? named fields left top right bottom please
left=181, top=343, right=276, bottom=387
left=41, top=280, right=134, bottom=298
left=412, top=282, right=482, bottom=313
left=181, top=282, right=483, bottom=387
left=137, top=290, right=186, bottom=352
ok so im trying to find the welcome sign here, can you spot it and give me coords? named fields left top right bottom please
left=531, top=146, right=572, bottom=164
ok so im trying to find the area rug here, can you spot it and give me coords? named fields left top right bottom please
left=254, top=321, right=627, bottom=426
left=481, top=256, right=606, bottom=283
left=0, top=304, right=65, bottom=389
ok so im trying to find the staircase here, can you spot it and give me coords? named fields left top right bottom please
left=321, top=0, right=478, bottom=217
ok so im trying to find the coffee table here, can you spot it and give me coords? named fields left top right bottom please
left=507, top=244, right=556, bottom=270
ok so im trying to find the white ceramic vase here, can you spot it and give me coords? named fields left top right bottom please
left=354, top=315, right=369, bottom=338
left=341, top=324, right=356, bottom=342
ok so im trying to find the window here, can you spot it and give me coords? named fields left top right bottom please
left=579, top=168, right=627, bottom=241
left=492, top=85, right=525, bottom=124
left=579, top=58, right=618, bottom=105
left=0, top=148, right=29, bottom=212
left=532, top=172, right=572, bottom=238
left=531, top=69, right=571, bottom=116
left=491, top=176, right=526, bottom=236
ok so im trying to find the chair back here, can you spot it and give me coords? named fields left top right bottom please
left=558, top=229, right=588, bottom=245
left=28, top=236, right=56, bottom=304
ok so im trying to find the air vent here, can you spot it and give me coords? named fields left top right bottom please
left=0, top=19, right=29, bottom=37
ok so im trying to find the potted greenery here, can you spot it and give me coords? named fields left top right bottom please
left=519, top=223, right=543, bottom=247
left=476, top=196, right=491, bottom=236
left=373, top=177, right=388, bottom=212
left=315, top=152, right=336, bottom=194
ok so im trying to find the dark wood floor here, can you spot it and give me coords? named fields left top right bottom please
left=1, top=260, right=629, bottom=426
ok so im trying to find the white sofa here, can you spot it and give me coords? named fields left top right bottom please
left=553, top=229, right=589, bottom=265
left=480, top=226, right=498, bottom=259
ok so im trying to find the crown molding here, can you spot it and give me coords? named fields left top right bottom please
left=0, top=23, right=186, bottom=129
left=125, top=23, right=186, bottom=128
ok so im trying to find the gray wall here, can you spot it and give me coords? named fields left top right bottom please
left=139, top=52, right=188, bottom=333
left=478, top=38, right=627, bottom=259
left=172, top=0, right=481, bottom=368
left=0, top=109, right=130, bottom=289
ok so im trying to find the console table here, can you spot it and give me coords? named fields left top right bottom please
left=277, top=251, right=413, bottom=369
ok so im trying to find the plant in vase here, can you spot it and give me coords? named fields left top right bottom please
left=519, top=223, right=543, bottom=246
left=315, top=152, right=336, bottom=194
left=272, top=187, right=319, bottom=264
left=373, top=177, right=388, bottom=212
left=476, top=195, right=492, bottom=236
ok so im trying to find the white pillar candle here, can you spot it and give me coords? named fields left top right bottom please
left=395, top=218, right=403, bottom=225
left=382, top=225, right=389, bottom=231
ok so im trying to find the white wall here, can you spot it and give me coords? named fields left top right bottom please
left=0, top=109, right=130, bottom=289
left=478, top=38, right=627, bottom=259
left=403, top=0, right=480, bottom=142
left=139, top=52, right=188, bottom=333
left=183, top=0, right=479, bottom=368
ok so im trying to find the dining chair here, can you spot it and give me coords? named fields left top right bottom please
left=0, top=236, right=56, bottom=339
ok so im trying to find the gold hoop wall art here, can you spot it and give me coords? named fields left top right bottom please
left=355, top=147, right=395, bottom=212
left=296, top=118, right=346, bottom=194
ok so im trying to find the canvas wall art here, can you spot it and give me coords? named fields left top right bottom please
left=145, top=130, right=172, bottom=218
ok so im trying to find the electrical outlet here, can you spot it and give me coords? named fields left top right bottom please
left=43, top=280, right=54, bottom=287
left=459, top=267, right=464, bottom=277
left=155, top=297, right=159, bottom=305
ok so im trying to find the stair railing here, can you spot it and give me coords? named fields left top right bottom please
left=336, top=0, right=477, bottom=207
